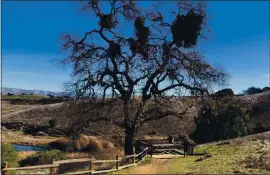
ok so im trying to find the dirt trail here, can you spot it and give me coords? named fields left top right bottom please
left=2, top=103, right=64, bottom=119
left=1, top=129, right=59, bottom=145
left=118, top=158, right=169, bottom=174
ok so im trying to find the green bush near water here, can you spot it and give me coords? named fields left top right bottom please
left=1, top=144, right=19, bottom=168
left=19, top=150, right=66, bottom=166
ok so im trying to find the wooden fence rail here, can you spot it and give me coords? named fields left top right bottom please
left=2, top=147, right=149, bottom=175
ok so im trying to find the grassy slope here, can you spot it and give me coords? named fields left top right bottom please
left=117, top=132, right=270, bottom=174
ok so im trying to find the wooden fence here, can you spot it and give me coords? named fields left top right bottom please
left=2, top=148, right=149, bottom=175
left=136, top=139, right=196, bottom=155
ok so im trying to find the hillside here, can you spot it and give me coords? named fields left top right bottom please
left=2, top=98, right=198, bottom=138
left=2, top=91, right=270, bottom=139
left=240, top=90, right=270, bottom=132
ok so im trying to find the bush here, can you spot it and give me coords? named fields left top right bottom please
left=75, top=135, right=103, bottom=152
left=214, top=88, right=234, bottom=98
left=192, top=98, right=252, bottom=143
left=48, top=138, right=74, bottom=152
left=1, top=144, right=19, bottom=168
left=48, top=119, right=57, bottom=128
left=262, top=86, right=270, bottom=92
left=243, top=87, right=262, bottom=95
left=101, top=140, right=114, bottom=149
left=20, top=150, right=66, bottom=166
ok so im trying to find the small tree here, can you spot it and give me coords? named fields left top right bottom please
left=192, top=97, right=252, bottom=143
left=214, top=88, right=234, bottom=98
left=243, top=87, right=262, bottom=95
left=7, top=93, right=14, bottom=96
left=262, top=86, right=270, bottom=92
left=60, top=0, right=228, bottom=155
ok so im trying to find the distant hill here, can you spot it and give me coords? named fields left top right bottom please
left=1, top=87, right=67, bottom=96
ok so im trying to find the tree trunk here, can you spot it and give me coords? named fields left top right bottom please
left=124, top=133, right=134, bottom=155
left=123, top=98, right=135, bottom=155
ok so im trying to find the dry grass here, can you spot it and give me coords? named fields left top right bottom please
left=75, top=135, right=104, bottom=152
left=1, top=101, right=38, bottom=115
left=18, top=151, right=36, bottom=161
left=245, top=139, right=270, bottom=171
left=245, top=151, right=270, bottom=170
left=111, top=135, right=125, bottom=147
left=59, top=147, right=123, bottom=174
left=101, top=140, right=114, bottom=149
left=48, top=138, right=73, bottom=151
left=47, top=135, right=115, bottom=153
left=1, top=130, right=59, bottom=147
left=142, top=135, right=167, bottom=140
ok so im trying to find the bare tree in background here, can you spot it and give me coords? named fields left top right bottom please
left=60, top=0, right=228, bottom=155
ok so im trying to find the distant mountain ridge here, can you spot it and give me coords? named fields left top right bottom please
left=1, top=87, right=67, bottom=96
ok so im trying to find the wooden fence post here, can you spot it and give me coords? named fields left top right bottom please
left=2, top=162, right=8, bottom=175
left=116, top=155, right=119, bottom=170
left=133, top=154, right=136, bottom=164
left=89, top=160, right=95, bottom=175
left=50, top=159, right=56, bottom=175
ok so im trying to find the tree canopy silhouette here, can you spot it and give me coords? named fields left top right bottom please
left=214, top=88, right=234, bottom=98
left=60, top=0, right=228, bottom=155
left=243, top=87, right=262, bottom=95
left=262, top=86, right=270, bottom=92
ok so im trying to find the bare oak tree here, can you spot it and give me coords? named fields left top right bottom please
left=61, top=0, right=228, bottom=155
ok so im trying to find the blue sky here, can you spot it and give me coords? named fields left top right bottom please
left=2, top=1, right=270, bottom=93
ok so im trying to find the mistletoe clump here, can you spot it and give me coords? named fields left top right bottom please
left=126, top=17, right=150, bottom=58
left=100, top=14, right=117, bottom=29
left=108, top=42, right=121, bottom=58
left=171, top=9, right=204, bottom=48
left=134, top=17, right=150, bottom=44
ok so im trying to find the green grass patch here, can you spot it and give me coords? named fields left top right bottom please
left=117, top=140, right=270, bottom=174
left=167, top=142, right=270, bottom=174
left=137, top=156, right=152, bottom=165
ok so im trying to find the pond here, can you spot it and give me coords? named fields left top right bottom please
left=12, top=144, right=48, bottom=151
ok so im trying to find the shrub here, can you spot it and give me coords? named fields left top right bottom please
left=243, top=87, right=262, bottom=95
left=214, top=88, right=234, bottom=98
left=101, top=140, right=114, bottom=149
left=48, top=119, right=57, bottom=128
left=75, top=135, right=103, bottom=152
left=48, top=138, right=74, bottom=152
left=262, top=86, right=270, bottom=92
left=111, top=135, right=125, bottom=147
left=20, top=150, right=66, bottom=166
left=1, top=144, right=19, bottom=168
left=192, top=98, right=252, bottom=143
